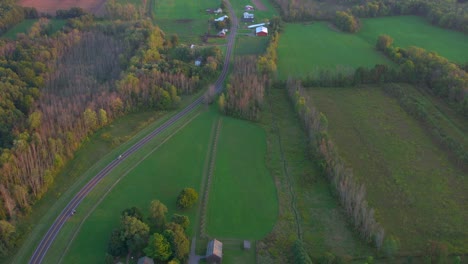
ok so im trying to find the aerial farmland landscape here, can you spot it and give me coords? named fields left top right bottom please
left=0, top=0, right=466, bottom=263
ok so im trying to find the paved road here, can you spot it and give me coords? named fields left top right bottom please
left=29, top=3, right=238, bottom=263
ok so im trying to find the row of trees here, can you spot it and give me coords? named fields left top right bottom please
left=218, top=56, right=266, bottom=121
left=257, top=32, right=279, bottom=75
left=377, top=35, right=468, bottom=116
left=107, top=199, right=192, bottom=263
left=286, top=79, right=386, bottom=250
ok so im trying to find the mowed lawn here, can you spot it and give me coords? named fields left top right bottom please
left=60, top=110, right=216, bottom=263
left=153, top=0, right=216, bottom=43
left=307, top=87, right=468, bottom=253
left=235, top=35, right=269, bottom=55
left=207, top=116, right=278, bottom=239
left=277, top=23, right=390, bottom=79
left=358, top=16, right=468, bottom=63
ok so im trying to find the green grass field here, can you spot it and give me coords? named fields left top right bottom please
left=1, top=19, right=66, bottom=39
left=306, top=86, right=468, bottom=253
left=259, top=88, right=373, bottom=260
left=235, top=35, right=269, bottom=55
left=153, top=0, right=217, bottom=43
left=277, top=22, right=390, bottom=79
left=358, top=16, right=468, bottom=63
left=58, top=109, right=216, bottom=263
left=206, top=116, right=278, bottom=239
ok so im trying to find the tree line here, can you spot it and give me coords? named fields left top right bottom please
left=0, top=17, right=221, bottom=256
left=286, top=79, right=386, bottom=250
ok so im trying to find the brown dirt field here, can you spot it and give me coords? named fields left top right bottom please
left=251, top=0, right=267, bottom=11
left=17, top=0, right=107, bottom=16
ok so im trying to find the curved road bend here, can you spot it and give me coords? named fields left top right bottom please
left=29, top=3, right=238, bottom=264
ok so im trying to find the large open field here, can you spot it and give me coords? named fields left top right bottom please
left=152, top=0, right=216, bottom=43
left=358, top=16, right=468, bottom=63
left=277, top=22, right=390, bottom=79
left=54, top=109, right=216, bottom=263
left=18, top=0, right=107, bottom=16
left=206, top=116, right=278, bottom=239
left=306, top=86, right=468, bottom=253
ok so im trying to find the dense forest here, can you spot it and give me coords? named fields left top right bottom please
left=0, top=7, right=222, bottom=255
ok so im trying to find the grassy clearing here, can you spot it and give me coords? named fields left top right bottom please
left=235, top=35, right=269, bottom=55
left=206, top=116, right=278, bottom=239
left=306, top=86, right=468, bottom=253
left=358, top=16, right=468, bottom=63
left=257, top=88, right=372, bottom=262
left=10, top=93, right=203, bottom=264
left=153, top=0, right=217, bottom=43
left=277, top=22, right=390, bottom=79
left=1, top=19, right=36, bottom=39
left=1, top=19, right=66, bottom=39
left=53, top=109, right=216, bottom=263
left=116, top=0, right=145, bottom=7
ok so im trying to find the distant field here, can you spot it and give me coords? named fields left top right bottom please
left=1, top=19, right=66, bottom=39
left=206, top=116, right=278, bottom=239
left=277, top=22, right=390, bottom=79
left=54, top=110, right=216, bottom=263
left=235, top=35, right=269, bottom=55
left=306, top=86, right=468, bottom=253
left=358, top=16, right=468, bottom=63
left=18, top=0, right=106, bottom=16
left=153, top=0, right=215, bottom=43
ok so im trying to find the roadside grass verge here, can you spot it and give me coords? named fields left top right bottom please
left=358, top=16, right=468, bottom=63
left=277, top=22, right=390, bottom=79
left=257, top=88, right=372, bottom=262
left=306, top=86, right=468, bottom=253
left=10, top=93, right=203, bottom=264
left=206, top=115, right=278, bottom=239
left=51, top=108, right=217, bottom=263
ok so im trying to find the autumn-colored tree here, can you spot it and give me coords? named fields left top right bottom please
left=149, top=200, right=168, bottom=230
left=176, top=188, right=198, bottom=209
left=144, top=233, right=172, bottom=261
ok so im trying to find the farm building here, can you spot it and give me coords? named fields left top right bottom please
left=137, top=256, right=154, bottom=264
left=195, top=57, right=202, bottom=66
left=245, top=5, right=254, bottom=11
left=214, top=8, right=223, bottom=14
left=214, top=15, right=228, bottom=22
left=255, top=26, right=268, bottom=36
left=242, top=12, right=254, bottom=22
left=206, top=239, right=223, bottom=263
left=243, top=240, right=251, bottom=250
left=217, top=29, right=228, bottom=37
left=247, top=22, right=269, bottom=29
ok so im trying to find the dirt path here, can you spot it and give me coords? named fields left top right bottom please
left=251, top=0, right=267, bottom=11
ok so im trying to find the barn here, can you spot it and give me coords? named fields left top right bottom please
left=206, top=239, right=223, bottom=263
left=255, top=26, right=268, bottom=36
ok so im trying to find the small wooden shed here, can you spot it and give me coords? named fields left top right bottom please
left=206, top=239, right=223, bottom=263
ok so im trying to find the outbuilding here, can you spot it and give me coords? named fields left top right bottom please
left=206, top=239, right=223, bottom=263
left=255, top=26, right=268, bottom=36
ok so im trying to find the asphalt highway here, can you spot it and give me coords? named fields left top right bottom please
left=29, top=2, right=238, bottom=263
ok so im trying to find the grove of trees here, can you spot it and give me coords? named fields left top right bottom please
left=219, top=56, right=266, bottom=121
left=107, top=201, right=190, bottom=263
